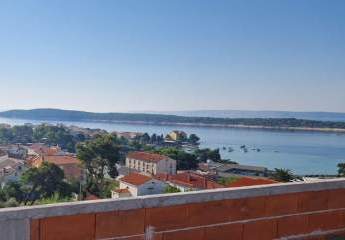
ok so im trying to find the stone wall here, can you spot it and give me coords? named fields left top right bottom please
left=1, top=179, right=345, bottom=239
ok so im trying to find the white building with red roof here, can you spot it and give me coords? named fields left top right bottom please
left=126, top=152, right=176, bottom=175
left=155, top=171, right=225, bottom=192
left=112, top=172, right=167, bottom=198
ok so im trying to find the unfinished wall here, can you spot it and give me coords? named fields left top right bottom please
left=1, top=179, right=345, bottom=240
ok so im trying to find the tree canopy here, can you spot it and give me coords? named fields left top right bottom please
left=0, top=162, right=73, bottom=207
left=0, top=124, right=88, bottom=152
left=154, top=147, right=200, bottom=170
left=77, top=134, right=120, bottom=197
left=271, top=168, right=295, bottom=182
left=337, top=163, right=345, bottom=177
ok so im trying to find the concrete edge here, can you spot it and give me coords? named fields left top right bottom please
left=0, top=178, right=344, bottom=221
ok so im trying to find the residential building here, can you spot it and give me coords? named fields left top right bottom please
left=166, top=130, right=187, bottom=141
left=155, top=171, right=224, bottom=192
left=126, top=151, right=176, bottom=175
left=113, top=131, right=143, bottom=141
left=26, top=144, right=84, bottom=181
left=42, top=155, right=84, bottom=181
left=28, top=144, right=64, bottom=156
left=112, top=172, right=167, bottom=198
left=111, top=189, right=131, bottom=199
left=7, top=145, right=28, bottom=159
left=0, top=155, right=26, bottom=185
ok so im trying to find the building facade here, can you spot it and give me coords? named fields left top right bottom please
left=166, top=130, right=187, bottom=141
left=112, top=172, right=167, bottom=198
left=126, top=151, right=176, bottom=175
left=155, top=171, right=224, bottom=192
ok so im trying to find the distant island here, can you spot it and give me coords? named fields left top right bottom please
left=148, top=110, right=345, bottom=122
left=1, top=109, right=345, bottom=133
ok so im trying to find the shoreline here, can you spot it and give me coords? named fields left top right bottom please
left=2, top=117, right=345, bottom=134
left=75, top=119, right=345, bottom=133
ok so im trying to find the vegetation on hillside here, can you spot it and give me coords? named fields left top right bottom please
left=1, top=109, right=345, bottom=130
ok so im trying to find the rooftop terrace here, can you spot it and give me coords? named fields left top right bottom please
left=1, top=178, right=345, bottom=239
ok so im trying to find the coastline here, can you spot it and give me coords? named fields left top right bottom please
left=103, top=120, right=345, bottom=133
left=2, top=117, right=345, bottom=134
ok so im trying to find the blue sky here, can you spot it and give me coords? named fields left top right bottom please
left=0, top=0, right=344, bottom=113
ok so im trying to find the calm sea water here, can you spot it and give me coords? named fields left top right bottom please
left=1, top=117, right=345, bottom=175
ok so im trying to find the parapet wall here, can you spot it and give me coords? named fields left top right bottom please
left=1, top=179, right=345, bottom=240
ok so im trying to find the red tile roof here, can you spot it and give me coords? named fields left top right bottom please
left=114, top=188, right=130, bottom=194
left=30, top=144, right=61, bottom=156
left=120, top=172, right=152, bottom=186
left=227, top=177, right=278, bottom=188
left=26, top=154, right=42, bottom=167
left=155, top=172, right=224, bottom=190
left=43, top=155, right=81, bottom=165
left=42, top=156, right=83, bottom=180
left=127, top=151, right=169, bottom=163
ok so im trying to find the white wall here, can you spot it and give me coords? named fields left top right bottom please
left=119, top=179, right=167, bottom=197
left=156, top=158, right=176, bottom=175
left=119, top=182, right=138, bottom=197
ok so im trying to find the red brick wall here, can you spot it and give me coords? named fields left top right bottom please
left=30, top=189, right=345, bottom=240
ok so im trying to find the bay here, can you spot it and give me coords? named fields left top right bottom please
left=1, top=117, right=345, bottom=175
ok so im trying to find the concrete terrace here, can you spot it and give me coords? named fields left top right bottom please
left=1, top=179, right=345, bottom=239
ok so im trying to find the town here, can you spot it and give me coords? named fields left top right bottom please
left=0, top=123, right=293, bottom=206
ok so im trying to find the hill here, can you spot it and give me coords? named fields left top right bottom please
left=1, top=109, right=345, bottom=132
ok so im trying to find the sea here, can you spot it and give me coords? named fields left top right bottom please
left=1, top=117, right=345, bottom=175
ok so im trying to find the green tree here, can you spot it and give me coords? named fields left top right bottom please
left=21, top=162, right=72, bottom=205
left=188, top=134, right=200, bottom=144
left=77, top=135, right=120, bottom=197
left=154, top=147, right=199, bottom=170
left=36, top=192, right=72, bottom=205
left=164, top=185, right=181, bottom=193
left=150, top=134, right=157, bottom=144
left=3, top=181, right=25, bottom=203
left=0, top=127, right=13, bottom=144
left=140, top=133, right=151, bottom=144
left=337, top=163, right=345, bottom=177
left=195, top=148, right=221, bottom=162
left=12, top=125, right=34, bottom=143
left=33, top=125, right=77, bottom=152
left=272, top=168, right=294, bottom=182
